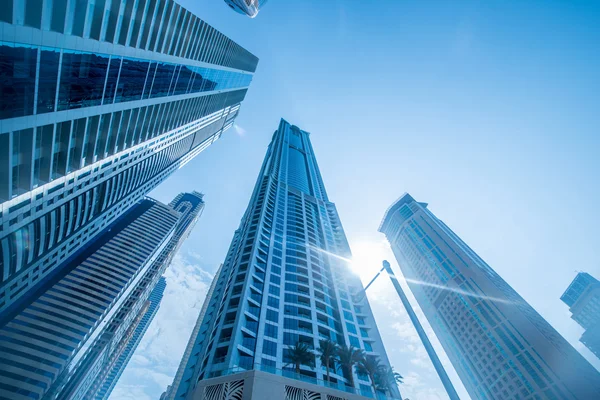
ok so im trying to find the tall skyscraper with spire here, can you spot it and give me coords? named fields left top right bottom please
left=0, top=192, right=204, bottom=400
left=379, top=193, right=600, bottom=400
left=169, top=119, right=401, bottom=400
left=0, top=0, right=257, bottom=315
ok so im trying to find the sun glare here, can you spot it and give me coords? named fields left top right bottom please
left=349, top=239, right=392, bottom=282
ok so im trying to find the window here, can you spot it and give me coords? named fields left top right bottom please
left=269, top=285, right=280, bottom=296
left=284, top=332, right=298, bottom=346
left=262, top=358, right=276, bottom=368
left=266, top=309, right=279, bottom=322
left=267, top=296, right=279, bottom=308
left=346, top=322, right=357, bottom=335
left=263, top=339, right=277, bottom=357
left=349, top=335, right=360, bottom=347
left=265, top=324, right=278, bottom=338
left=37, top=49, right=60, bottom=114
left=59, top=52, right=109, bottom=110
left=0, top=44, right=37, bottom=119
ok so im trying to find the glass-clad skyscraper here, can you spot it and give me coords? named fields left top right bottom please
left=170, top=119, right=401, bottom=400
left=224, top=0, right=269, bottom=18
left=0, top=0, right=257, bottom=314
left=0, top=192, right=204, bottom=400
left=379, top=193, right=600, bottom=400
left=561, top=272, right=600, bottom=360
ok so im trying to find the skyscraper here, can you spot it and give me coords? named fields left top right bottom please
left=95, top=277, right=167, bottom=400
left=561, top=272, right=600, bottom=359
left=0, top=0, right=257, bottom=314
left=0, top=192, right=204, bottom=400
left=224, top=0, right=269, bottom=18
left=379, top=193, right=600, bottom=400
left=170, top=119, right=401, bottom=400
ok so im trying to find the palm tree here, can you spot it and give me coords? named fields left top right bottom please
left=317, top=339, right=338, bottom=383
left=356, top=354, right=384, bottom=394
left=285, top=342, right=314, bottom=375
left=336, top=344, right=363, bottom=388
left=376, top=366, right=404, bottom=396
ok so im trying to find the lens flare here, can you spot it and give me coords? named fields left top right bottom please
left=401, top=276, right=514, bottom=304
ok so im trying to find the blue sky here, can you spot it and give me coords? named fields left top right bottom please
left=110, top=1, right=600, bottom=399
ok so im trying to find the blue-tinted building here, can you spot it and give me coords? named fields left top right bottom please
left=0, top=192, right=204, bottom=400
left=95, top=277, right=167, bottom=400
left=0, top=0, right=257, bottom=314
left=224, top=0, right=269, bottom=18
left=169, top=119, right=401, bottom=400
left=561, top=272, right=600, bottom=360
left=379, top=193, right=600, bottom=400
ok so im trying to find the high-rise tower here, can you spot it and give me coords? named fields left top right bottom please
left=170, top=119, right=401, bottom=400
left=0, top=0, right=257, bottom=314
left=0, top=192, right=204, bottom=400
left=379, top=193, right=600, bottom=400
left=561, top=272, right=600, bottom=360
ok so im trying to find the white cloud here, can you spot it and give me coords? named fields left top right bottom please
left=109, top=251, right=213, bottom=399
left=233, top=123, right=247, bottom=136
left=110, top=384, right=153, bottom=400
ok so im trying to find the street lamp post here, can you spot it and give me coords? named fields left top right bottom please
left=355, top=260, right=461, bottom=400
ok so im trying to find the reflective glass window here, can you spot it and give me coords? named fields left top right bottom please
left=349, top=335, right=360, bottom=348
left=71, top=0, right=88, bottom=37
left=50, top=0, right=68, bottom=33
left=0, top=1, right=12, bottom=23
left=115, top=58, right=149, bottom=103
left=264, top=323, right=278, bottom=339
left=0, top=44, right=37, bottom=119
left=90, top=0, right=108, bottom=40
left=59, top=52, right=109, bottom=111
left=25, top=0, right=43, bottom=28
left=52, top=121, right=72, bottom=179
left=266, top=309, right=278, bottom=322
left=173, top=65, right=194, bottom=95
left=129, top=0, right=147, bottom=46
left=150, top=62, right=176, bottom=98
left=103, top=57, right=121, bottom=104
left=37, top=49, right=60, bottom=114
left=263, top=339, right=277, bottom=357
left=346, top=322, right=357, bottom=335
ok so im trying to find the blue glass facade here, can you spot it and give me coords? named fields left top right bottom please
left=561, top=272, right=600, bottom=361
left=0, top=198, right=178, bottom=400
left=561, top=273, right=599, bottom=308
left=0, top=191, right=204, bottom=400
left=0, top=0, right=257, bottom=315
left=0, top=41, right=252, bottom=119
left=168, top=120, right=400, bottom=400
left=380, top=194, right=600, bottom=400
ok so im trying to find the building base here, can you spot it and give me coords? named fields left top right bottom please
left=190, top=370, right=392, bottom=400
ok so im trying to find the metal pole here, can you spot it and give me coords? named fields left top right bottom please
left=381, top=260, right=460, bottom=400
